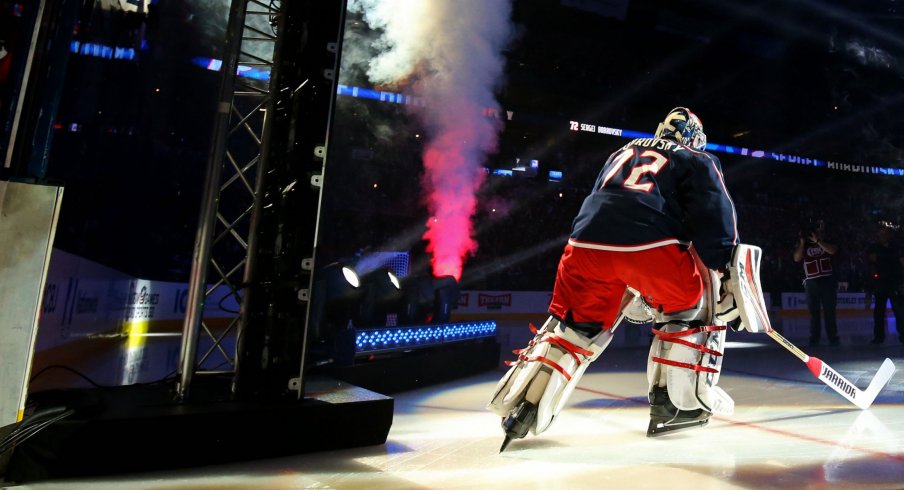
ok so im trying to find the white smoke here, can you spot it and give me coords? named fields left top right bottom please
left=186, top=0, right=274, bottom=61
left=845, top=39, right=895, bottom=70
left=347, top=0, right=513, bottom=279
left=349, top=0, right=511, bottom=92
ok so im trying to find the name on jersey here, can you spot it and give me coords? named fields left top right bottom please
left=621, top=138, right=684, bottom=152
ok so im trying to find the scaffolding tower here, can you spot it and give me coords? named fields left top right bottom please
left=176, top=0, right=347, bottom=400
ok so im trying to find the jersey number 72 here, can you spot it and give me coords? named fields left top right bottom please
left=599, top=148, right=669, bottom=193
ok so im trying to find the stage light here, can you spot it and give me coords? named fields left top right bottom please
left=356, top=267, right=403, bottom=327
left=397, top=274, right=435, bottom=326
left=432, top=275, right=460, bottom=324
left=308, top=262, right=363, bottom=365
left=313, top=262, right=360, bottom=308
left=341, top=266, right=360, bottom=288
left=388, top=271, right=400, bottom=289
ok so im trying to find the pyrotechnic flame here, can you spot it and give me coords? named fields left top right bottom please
left=348, top=0, right=512, bottom=280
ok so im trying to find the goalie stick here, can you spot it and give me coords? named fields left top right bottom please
left=727, top=244, right=895, bottom=409
left=767, top=329, right=896, bottom=410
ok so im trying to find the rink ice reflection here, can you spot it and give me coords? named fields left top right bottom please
left=10, top=320, right=904, bottom=490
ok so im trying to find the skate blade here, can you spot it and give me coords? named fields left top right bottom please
left=499, top=435, right=513, bottom=453
left=646, top=417, right=709, bottom=438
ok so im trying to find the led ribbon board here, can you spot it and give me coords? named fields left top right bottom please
left=191, top=61, right=900, bottom=177
left=335, top=81, right=904, bottom=177
left=356, top=321, right=497, bottom=355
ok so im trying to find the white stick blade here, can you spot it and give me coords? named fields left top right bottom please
left=817, top=358, right=897, bottom=410
left=816, top=362, right=864, bottom=408
left=860, top=358, right=897, bottom=409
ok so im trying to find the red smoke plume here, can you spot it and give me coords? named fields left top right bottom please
left=421, top=127, right=487, bottom=280
left=348, top=0, right=512, bottom=281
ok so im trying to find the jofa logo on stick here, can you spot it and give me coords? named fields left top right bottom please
left=822, top=366, right=856, bottom=398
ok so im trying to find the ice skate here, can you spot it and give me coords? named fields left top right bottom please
left=499, top=400, right=538, bottom=452
left=646, top=386, right=711, bottom=437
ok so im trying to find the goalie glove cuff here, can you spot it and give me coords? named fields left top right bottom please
left=715, top=291, right=742, bottom=331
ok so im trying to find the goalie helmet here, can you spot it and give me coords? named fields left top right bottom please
left=654, top=107, right=707, bottom=151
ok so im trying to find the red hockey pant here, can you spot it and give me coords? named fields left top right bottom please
left=548, top=243, right=704, bottom=330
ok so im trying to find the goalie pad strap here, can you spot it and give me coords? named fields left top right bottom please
left=656, top=337, right=722, bottom=357
left=510, top=354, right=573, bottom=381
left=651, top=325, right=727, bottom=339
left=543, top=334, right=595, bottom=358
left=521, top=323, right=595, bottom=360
left=651, top=326, right=726, bottom=357
left=506, top=324, right=596, bottom=381
left=651, top=356, right=719, bottom=373
left=651, top=324, right=724, bottom=373
left=486, top=317, right=615, bottom=435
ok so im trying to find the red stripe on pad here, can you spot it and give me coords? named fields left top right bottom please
left=652, top=356, right=719, bottom=373
left=519, top=354, right=572, bottom=381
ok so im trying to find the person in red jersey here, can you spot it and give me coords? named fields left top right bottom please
left=793, top=219, right=840, bottom=346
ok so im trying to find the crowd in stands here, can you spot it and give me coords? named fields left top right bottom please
left=33, top=0, right=904, bottom=296
left=353, top=154, right=904, bottom=295
left=317, top=92, right=904, bottom=296
left=728, top=167, right=903, bottom=296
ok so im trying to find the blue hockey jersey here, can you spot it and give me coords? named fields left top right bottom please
left=570, top=137, right=739, bottom=271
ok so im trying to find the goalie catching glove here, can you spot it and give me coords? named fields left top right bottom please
left=717, top=244, right=773, bottom=333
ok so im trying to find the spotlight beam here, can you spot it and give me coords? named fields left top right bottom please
left=459, top=234, right=567, bottom=288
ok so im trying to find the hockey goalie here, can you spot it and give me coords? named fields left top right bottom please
left=487, top=107, right=770, bottom=451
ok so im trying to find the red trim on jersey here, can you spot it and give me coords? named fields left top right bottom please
left=567, top=237, right=689, bottom=252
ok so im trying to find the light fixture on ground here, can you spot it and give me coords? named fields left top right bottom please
left=396, top=274, right=435, bottom=326
left=432, top=275, right=460, bottom=324
left=356, top=266, right=402, bottom=327
left=309, top=262, right=362, bottom=365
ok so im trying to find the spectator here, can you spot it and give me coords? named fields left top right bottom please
left=865, top=223, right=904, bottom=345
left=792, top=219, right=840, bottom=346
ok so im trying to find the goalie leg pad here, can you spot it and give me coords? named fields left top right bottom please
left=646, top=290, right=710, bottom=393
left=536, top=326, right=615, bottom=434
left=487, top=316, right=614, bottom=435
left=644, top=250, right=735, bottom=416
left=647, top=321, right=731, bottom=414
